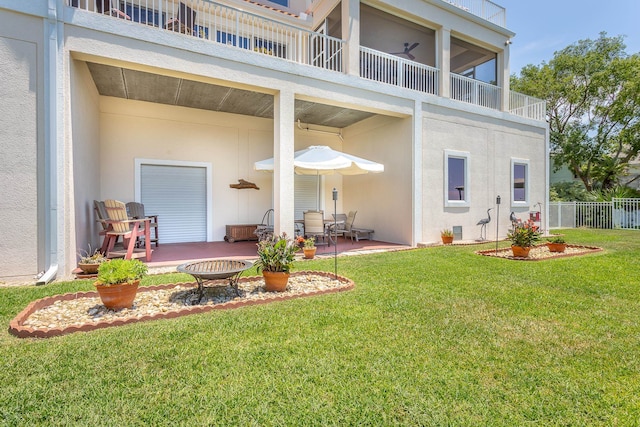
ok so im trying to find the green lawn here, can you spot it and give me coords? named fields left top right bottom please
left=1, top=229, right=639, bottom=425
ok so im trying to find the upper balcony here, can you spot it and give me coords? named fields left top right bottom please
left=67, top=0, right=544, bottom=121
left=442, top=0, right=506, bottom=28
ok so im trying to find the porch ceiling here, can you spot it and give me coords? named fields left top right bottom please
left=86, top=62, right=376, bottom=128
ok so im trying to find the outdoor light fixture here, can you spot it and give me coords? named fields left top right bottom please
left=333, top=188, right=338, bottom=278
left=505, top=40, right=512, bottom=46
left=495, top=195, right=501, bottom=253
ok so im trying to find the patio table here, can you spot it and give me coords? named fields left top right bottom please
left=176, top=259, right=253, bottom=301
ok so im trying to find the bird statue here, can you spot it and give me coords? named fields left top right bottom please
left=477, top=208, right=492, bottom=241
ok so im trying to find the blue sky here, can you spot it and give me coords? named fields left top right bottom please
left=500, top=0, right=640, bottom=75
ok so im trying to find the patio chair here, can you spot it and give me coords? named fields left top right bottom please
left=95, top=200, right=120, bottom=254
left=303, top=210, right=328, bottom=246
left=165, top=2, right=196, bottom=35
left=126, top=201, right=159, bottom=247
left=329, top=211, right=357, bottom=243
left=95, top=0, right=131, bottom=20
left=255, top=208, right=274, bottom=241
left=343, top=211, right=374, bottom=242
left=103, top=199, right=152, bottom=261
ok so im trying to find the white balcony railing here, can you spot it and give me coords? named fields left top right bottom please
left=69, top=1, right=546, bottom=120
left=450, top=73, right=501, bottom=110
left=360, top=47, right=439, bottom=95
left=509, top=91, right=547, bottom=121
left=443, top=0, right=506, bottom=27
left=70, top=0, right=344, bottom=72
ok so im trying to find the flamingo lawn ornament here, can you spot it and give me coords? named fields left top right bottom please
left=477, top=208, right=492, bottom=241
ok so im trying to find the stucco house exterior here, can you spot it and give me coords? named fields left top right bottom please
left=0, top=0, right=548, bottom=283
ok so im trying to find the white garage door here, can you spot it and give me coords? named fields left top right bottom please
left=140, top=164, right=207, bottom=243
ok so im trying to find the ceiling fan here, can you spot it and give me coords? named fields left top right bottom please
left=390, top=42, right=420, bottom=60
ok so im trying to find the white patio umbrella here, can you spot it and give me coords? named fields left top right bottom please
left=254, top=145, right=384, bottom=209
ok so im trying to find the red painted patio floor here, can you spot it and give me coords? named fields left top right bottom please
left=145, top=237, right=408, bottom=269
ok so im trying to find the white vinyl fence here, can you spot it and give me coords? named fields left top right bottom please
left=549, top=199, right=640, bottom=229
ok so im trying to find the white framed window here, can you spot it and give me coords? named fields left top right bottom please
left=444, top=150, right=470, bottom=207
left=511, top=158, right=529, bottom=207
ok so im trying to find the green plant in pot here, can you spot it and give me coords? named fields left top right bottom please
left=95, top=258, right=148, bottom=310
left=441, top=229, right=454, bottom=244
left=547, top=235, right=567, bottom=253
left=506, top=219, right=541, bottom=257
left=255, top=233, right=299, bottom=292
left=77, top=246, right=108, bottom=274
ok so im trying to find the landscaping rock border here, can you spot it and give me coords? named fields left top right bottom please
left=476, top=244, right=602, bottom=260
left=9, top=271, right=354, bottom=339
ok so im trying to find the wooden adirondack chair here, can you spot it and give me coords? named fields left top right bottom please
left=103, top=199, right=152, bottom=261
left=126, top=202, right=159, bottom=247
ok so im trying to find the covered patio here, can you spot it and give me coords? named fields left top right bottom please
left=144, top=236, right=409, bottom=270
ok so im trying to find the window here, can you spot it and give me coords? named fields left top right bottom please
left=511, top=158, right=529, bottom=206
left=216, top=31, right=249, bottom=49
left=124, top=4, right=164, bottom=26
left=269, top=0, right=289, bottom=6
left=444, top=150, right=470, bottom=207
left=254, top=37, right=287, bottom=58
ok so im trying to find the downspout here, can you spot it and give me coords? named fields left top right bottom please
left=36, top=0, right=61, bottom=285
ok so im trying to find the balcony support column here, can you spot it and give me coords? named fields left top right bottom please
left=342, top=0, right=360, bottom=76
left=498, top=46, right=510, bottom=111
left=437, top=26, right=451, bottom=98
left=273, top=89, right=296, bottom=238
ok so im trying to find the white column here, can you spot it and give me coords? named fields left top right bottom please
left=498, top=44, right=510, bottom=111
left=273, top=89, right=296, bottom=238
left=342, top=0, right=360, bottom=76
left=437, top=27, right=451, bottom=98
left=412, top=99, right=423, bottom=246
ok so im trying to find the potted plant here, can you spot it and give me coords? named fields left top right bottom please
left=441, top=229, right=454, bottom=244
left=300, top=236, right=317, bottom=259
left=547, top=236, right=567, bottom=253
left=77, top=246, right=108, bottom=274
left=255, top=233, right=299, bottom=292
left=506, top=219, right=541, bottom=257
left=94, top=258, right=148, bottom=310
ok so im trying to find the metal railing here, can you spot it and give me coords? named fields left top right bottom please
left=549, top=199, right=640, bottom=230
left=450, top=73, right=501, bottom=110
left=509, top=91, right=546, bottom=121
left=359, top=47, right=439, bottom=95
left=442, top=0, right=506, bottom=27
left=69, top=0, right=344, bottom=72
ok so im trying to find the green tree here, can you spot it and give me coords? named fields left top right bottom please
left=511, top=33, right=640, bottom=191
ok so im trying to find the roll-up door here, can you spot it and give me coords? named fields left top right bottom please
left=140, top=164, right=207, bottom=243
left=295, top=175, right=320, bottom=219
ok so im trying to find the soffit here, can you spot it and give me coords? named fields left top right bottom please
left=86, top=62, right=375, bottom=128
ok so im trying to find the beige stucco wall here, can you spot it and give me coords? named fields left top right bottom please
left=422, top=105, right=546, bottom=243
left=344, top=115, right=413, bottom=244
left=0, top=11, right=42, bottom=280
left=70, top=60, right=102, bottom=257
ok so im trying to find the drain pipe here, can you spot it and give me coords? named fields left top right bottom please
left=37, top=0, right=61, bottom=285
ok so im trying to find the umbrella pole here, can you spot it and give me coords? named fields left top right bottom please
left=316, top=170, right=320, bottom=211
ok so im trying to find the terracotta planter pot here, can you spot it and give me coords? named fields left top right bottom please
left=303, top=247, right=317, bottom=259
left=547, top=242, right=567, bottom=253
left=95, top=280, right=140, bottom=310
left=511, top=245, right=531, bottom=258
left=262, top=271, right=290, bottom=292
left=78, top=263, right=100, bottom=274
left=441, top=235, right=454, bottom=244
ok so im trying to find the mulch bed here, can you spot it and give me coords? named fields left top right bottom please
left=477, top=244, right=602, bottom=260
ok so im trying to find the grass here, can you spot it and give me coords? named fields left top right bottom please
left=1, top=229, right=639, bottom=425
